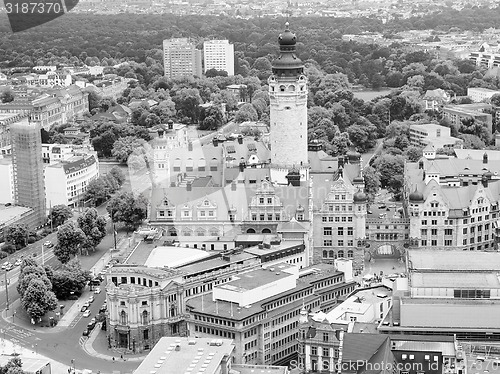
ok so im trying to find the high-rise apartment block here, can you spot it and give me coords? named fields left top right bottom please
left=163, top=38, right=202, bottom=78
left=10, top=118, right=46, bottom=227
left=203, top=40, right=234, bottom=76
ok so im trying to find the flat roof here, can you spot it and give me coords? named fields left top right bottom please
left=408, top=250, right=500, bottom=271
left=217, top=264, right=296, bottom=293
left=0, top=357, right=50, bottom=372
left=144, top=246, right=211, bottom=268
left=178, top=252, right=257, bottom=275
left=231, top=364, right=289, bottom=374
left=134, top=337, right=234, bottom=374
left=0, top=205, right=32, bottom=224
left=244, top=240, right=304, bottom=256
left=411, top=272, right=500, bottom=288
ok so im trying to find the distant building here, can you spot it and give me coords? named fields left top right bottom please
left=468, top=87, right=500, bottom=102
left=203, top=40, right=235, bottom=76
left=409, top=123, right=463, bottom=149
left=469, top=42, right=500, bottom=68
left=422, top=89, right=451, bottom=111
left=163, top=38, right=203, bottom=78
left=0, top=112, right=28, bottom=155
left=442, top=103, right=493, bottom=134
left=44, top=154, right=99, bottom=209
left=0, top=157, right=14, bottom=204
left=10, top=119, right=46, bottom=227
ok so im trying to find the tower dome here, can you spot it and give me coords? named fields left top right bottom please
left=271, top=22, right=304, bottom=76
left=409, top=187, right=424, bottom=202
left=353, top=189, right=367, bottom=203
left=278, top=22, right=297, bottom=45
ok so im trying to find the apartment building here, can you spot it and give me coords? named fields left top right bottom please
left=163, top=38, right=203, bottom=78
left=203, top=40, right=235, bottom=76
left=442, top=103, right=493, bottom=133
left=409, top=123, right=463, bottom=149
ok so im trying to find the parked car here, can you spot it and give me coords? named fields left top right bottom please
left=43, top=241, right=54, bottom=248
left=88, top=296, right=94, bottom=303
left=99, top=305, right=107, bottom=313
left=80, top=305, right=88, bottom=312
left=14, top=259, right=22, bottom=266
left=1, top=262, right=10, bottom=270
left=94, top=287, right=101, bottom=294
left=4, top=263, right=13, bottom=271
left=82, top=329, right=89, bottom=336
left=83, top=310, right=91, bottom=318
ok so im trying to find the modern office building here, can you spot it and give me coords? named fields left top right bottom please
left=203, top=40, right=235, bottom=76
left=379, top=250, right=500, bottom=341
left=409, top=123, right=463, bottom=150
left=10, top=119, right=46, bottom=227
left=442, top=103, right=493, bottom=133
left=467, top=87, right=500, bottom=103
left=163, top=38, right=202, bottom=78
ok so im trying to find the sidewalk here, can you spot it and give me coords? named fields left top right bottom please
left=83, top=323, right=147, bottom=363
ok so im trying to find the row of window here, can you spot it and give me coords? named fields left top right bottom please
left=193, top=314, right=236, bottom=327
left=111, top=276, right=159, bottom=287
left=271, top=321, right=298, bottom=339
left=251, top=213, right=281, bottom=221
left=271, top=344, right=297, bottom=363
left=323, top=240, right=355, bottom=247
left=323, top=227, right=354, bottom=236
left=193, top=325, right=236, bottom=339
left=322, top=216, right=353, bottom=223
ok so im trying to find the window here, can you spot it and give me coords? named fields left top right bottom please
left=260, top=214, right=265, bottom=221
left=323, top=240, right=332, bottom=247
left=431, top=220, right=437, bottom=225
left=267, top=198, right=272, bottom=204
left=421, top=240, right=427, bottom=246
left=421, top=229, right=427, bottom=236
left=445, top=240, right=452, bottom=246
left=323, top=227, right=332, bottom=236
left=421, top=220, right=427, bottom=225
left=338, top=240, right=344, bottom=247
left=322, top=217, right=327, bottom=222
left=347, top=227, right=353, bottom=236
left=337, top=227, right=344, bottom=236
left=463, top=228, right=468, bottom=234
left=322, top=347, right=329, bottom=356
left=347, top=250, right=354, bottom=258
left=431, top=229, right=438, bottom=235
left=322, top=332, right=329, bottom=342
left=141, top=310, right=148, bottom=325
left=143, top=329, right=149, bottom=340
left=120, top=311, right=127, bottom=325
left=311, top=346, right=317, bottom=355
left=259, top=197, right=264, bottom=204
left=431, top=240, right=437, bottom=246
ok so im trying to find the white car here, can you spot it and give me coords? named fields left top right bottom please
left=83, top=310, right=91, bottom=318
left=94, top=287, right=101, bottom=294
left=43, top=241, right=54, bottom=248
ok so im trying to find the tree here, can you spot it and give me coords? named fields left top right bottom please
left=77, top=208, right=107, bottom=252
left=0, top=90, right=14, bottom=103
left=172, top=88, right=203, bottom=123
left=347, top=120, right=378, bottom=153
left=51, top=259, right=92, bottom=299
left=5, top=224, right=29, bottom=249
left=234, top=103, right=258, bottom=123
left=205, top=68, right=228, bottom=77
left=199, top=106, right=224, bottom=131
left=21, top=278, right=57, bottom=322
left=17, top=265, right=51, bottom=298
left=0, top=358, right=23, bottom=374
left=112, top=136, right=146, bottom=163
left=490, top=93, right=500, bottom=107
left=49, top=204, right=73, bottom=227
left=373, top=154, right=405, bottom=199
left=107, top=192, right=148, bottom=231
left=363, top=166, right=380, bottom=202
left=404, top=146, right=423, bottom=162
left=55, top=221, right=86, bottom=263
left=109, top=166, right=126, bottom=186
left=84, top=177, right=113, bottom=206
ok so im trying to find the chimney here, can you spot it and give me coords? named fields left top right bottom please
left=188, top=141, right=193, bottom=151
left=482, top=175, right=488, bottom=188
left=238, top=135, right=243, bottom=144
left=187, top=182, right=192, bottom=191
left=338, top=157, right=344, bottom=168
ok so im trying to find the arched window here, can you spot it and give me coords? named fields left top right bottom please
left=288, top=85, right=295, bottom=92
left=209, top=228, right=219, bottom=236
left=347, top=250, right=354, bottom=258
left=170, top=305, right=177, bottom=318
left=280, top=85, right=286, bottom=92
left=338, top=250, right=344, bottom=258
left=142, top=310, right=148, bottom=325
left=262, top=228, right=271, bottom=234
left=246, top=228, right=256, bottom=234
left=329, top=250, right=334, bottom=258
left=169, top=228, right=178, bottom=236
left=323, top=250, right=327, bottom=258
left=120, top=311, right=127, bottom=325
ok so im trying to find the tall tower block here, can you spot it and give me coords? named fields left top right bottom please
left=268, top=23, right=308, bottom=184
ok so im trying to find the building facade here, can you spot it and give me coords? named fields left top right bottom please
left=10, top=120, right=46, bottom=227
left=163, top=38, right=203, bottom=78
left=203, top=40, right=235, bottom=76
left=468, top=87, right=500, bottom=103
left=409, top=123, right=463, bottom=149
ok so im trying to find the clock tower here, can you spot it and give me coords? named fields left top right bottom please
left=268, top=22, right=309, bottom=184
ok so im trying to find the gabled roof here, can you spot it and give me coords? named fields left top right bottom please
left=277, top=218, right=307, bottom=232
left=342, top=333, right=390, bottom=362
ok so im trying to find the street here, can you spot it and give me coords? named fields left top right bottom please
left=0, top=204, right=141, bottom=373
